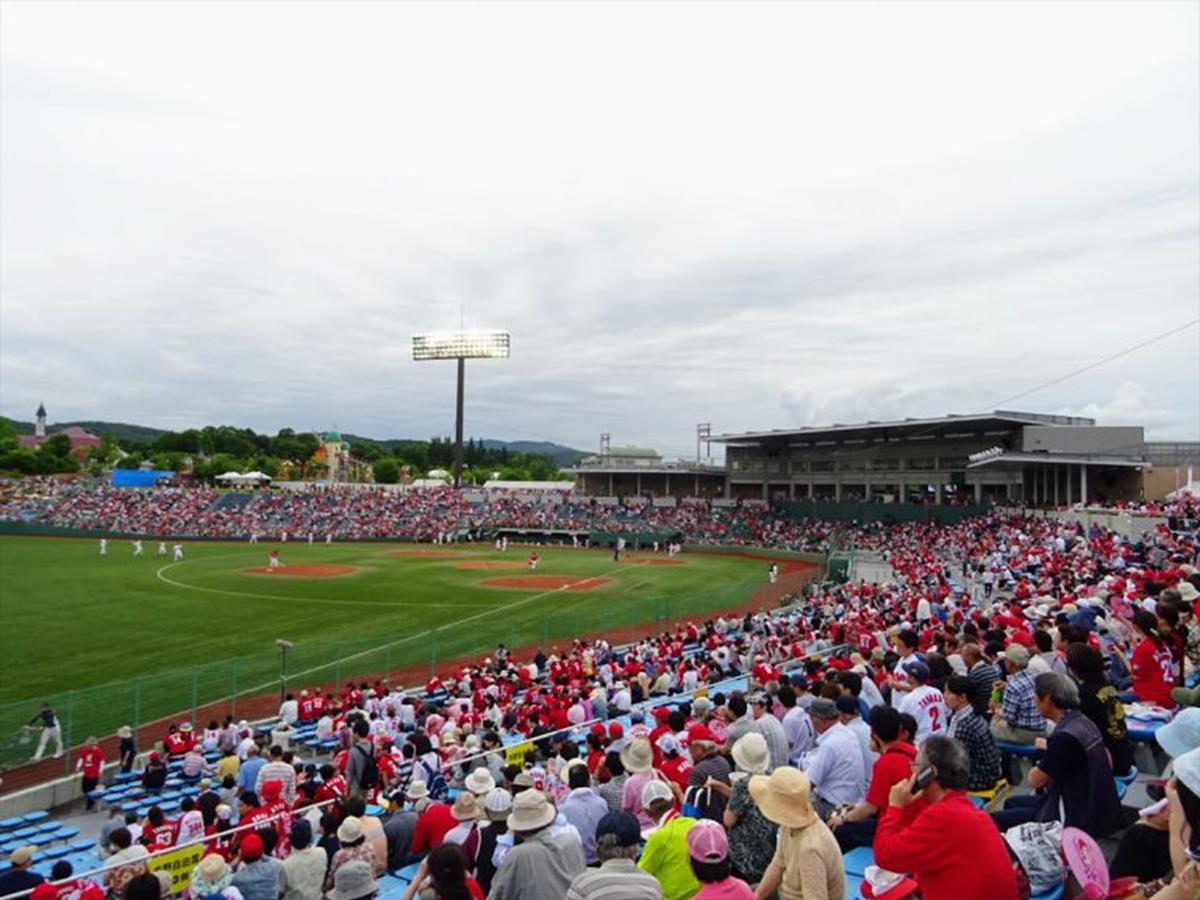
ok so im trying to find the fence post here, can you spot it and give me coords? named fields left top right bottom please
left=64, top=691, right=74, bottom=778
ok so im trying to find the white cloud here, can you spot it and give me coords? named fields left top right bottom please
left=1, top=1, right=1197, bottom=452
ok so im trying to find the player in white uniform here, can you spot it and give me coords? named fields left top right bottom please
left=99, top=538, right=107, bottom=556
left=158, top=541, right=168, bottom=556
left=132, top=540, right=143, bottom=556
left=768, top=563, right=779, bottom=584
left=173, top=543, right=184, bottom=562
left=895, top=659, right=949, bottom=746
left=249, top=532, right=258, bottom=544
left=325, top=533, right=332, bottom=545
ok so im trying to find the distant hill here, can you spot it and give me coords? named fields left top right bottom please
left=2, top=416, right=587, bottom=464
left=342, top=433, right=588, bottom=466
left=482, top=440, right=588, bottom=466
left=1, top=417, right=166, bottom=443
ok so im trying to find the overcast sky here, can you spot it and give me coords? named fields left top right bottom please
left=2, top=1, right=1197, bottom=458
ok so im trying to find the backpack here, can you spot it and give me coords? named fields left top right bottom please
left=355, top=745, right=379, bottom=790
left=419, top=758, right=449, bottom=800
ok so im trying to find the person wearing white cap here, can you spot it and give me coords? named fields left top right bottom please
left=488, top=791, right=585, bottom=900
left=638, top=778, right=699, bottom=900
left=464, top=767, right=495, bottom=797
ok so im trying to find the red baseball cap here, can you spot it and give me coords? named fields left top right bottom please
left=239, top=832, right=264, bottom=861
left=687, top=724, right=717, bottom=745
left=590, top=723, right=607, bottom=737
left=607, top=722, right=624, bottom=739
left=653, top=707, right=671, bottom=722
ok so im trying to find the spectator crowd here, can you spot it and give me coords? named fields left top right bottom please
left=4, top=485, right=1200, bottom=899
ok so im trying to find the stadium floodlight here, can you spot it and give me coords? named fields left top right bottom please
left=412, top=330, right=511, bottom=361
left=412, top=330, right=511, bottom=488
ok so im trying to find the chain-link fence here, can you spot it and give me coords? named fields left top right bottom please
left=0, top=564, right=816, bottom=775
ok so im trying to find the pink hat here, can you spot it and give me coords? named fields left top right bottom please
left=687, top=820, right=729, bottom=863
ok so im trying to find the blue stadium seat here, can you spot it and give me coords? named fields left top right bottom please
left=29, top=833, right=57, bottom=847
left=43, top=845, right=71, bottom=860
left=394, top=863, right=421, bottom=884
left=0, top=818, right=22, bottom=831
left=21, top=812, right=48, bottom=824
left=34, top=822, right=59, bottom=833
left=1031, top=885, right=1065, bottom=900
left=69, top=839, right=95, bottom=854
left=113, top=772, right=137, bottom=783
left=843, top=846, right=874, bottom=877
left=11, top=827, right=38, bottom=839
left=844, top=874, right=864, bottom=899
left=994, top=741, right=1038, bottom=758
left=55, top=828, right=80, bottom=841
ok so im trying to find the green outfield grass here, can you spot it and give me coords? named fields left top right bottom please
left=0, top=536, right=792, bottom=765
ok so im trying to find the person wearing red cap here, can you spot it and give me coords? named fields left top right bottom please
left=231, top=832, right=285, bottom=900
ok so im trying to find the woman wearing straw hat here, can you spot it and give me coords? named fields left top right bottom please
left=704, top=733, right=777, bottom=885
left=748, top=767, right=844, bottom=900
left=190, top=854, right=244, bottom=900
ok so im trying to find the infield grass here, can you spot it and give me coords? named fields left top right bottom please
left=0, top=537, right=783, bottom=763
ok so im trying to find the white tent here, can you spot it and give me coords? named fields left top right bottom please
left=215, top=471, right=272, bottom=486
left=1168, top=482, right=1200, bottom=500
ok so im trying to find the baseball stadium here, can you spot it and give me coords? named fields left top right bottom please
left=1, top=3, right=1198, bottom=898
left=0, top=396, right=1198, bottom=899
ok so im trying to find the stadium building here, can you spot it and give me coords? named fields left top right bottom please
left=573, top=410, right=1200, bottom=504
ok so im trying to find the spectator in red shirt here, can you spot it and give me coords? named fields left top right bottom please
left=874, top=735, right=1019, bottom=900
left=1131, top=610, right=1178, bottom=708
left=142, top=806, right=176, bottom=850
left=409, top=781, right=456, bottom=854
left=77, top=736, right=105, bottom=810
left=828, top=705, right=917, bottom=851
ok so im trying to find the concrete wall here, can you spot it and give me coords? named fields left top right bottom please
left=1021, top=425, right=1144, bottom=455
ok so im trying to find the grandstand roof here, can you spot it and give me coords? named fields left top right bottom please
left=715, top=410, right=1096, bottom=446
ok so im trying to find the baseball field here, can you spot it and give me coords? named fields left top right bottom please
left=0, top=536, right=814, bottom=766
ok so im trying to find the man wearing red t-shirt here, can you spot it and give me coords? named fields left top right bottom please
left=76, top=736, right=105, bottom=810
left=828, top=705, right=916, bottom=851
left=409, top=787, right=456, bottom=854
left=875, top=736, right=1019, bottom=900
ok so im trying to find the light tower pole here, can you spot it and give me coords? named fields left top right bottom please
left=413, top=331, right=511, bottom=488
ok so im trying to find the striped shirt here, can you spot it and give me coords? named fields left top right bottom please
left=566, top=858, right=663, bottom=899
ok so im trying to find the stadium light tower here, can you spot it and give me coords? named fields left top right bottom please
left=412, top=330, right=511, bottom=488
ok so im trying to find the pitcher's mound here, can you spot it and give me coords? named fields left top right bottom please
left=243, top=564, right=359, bottom=578
left=455, top=561, right=527, bottom=570
left=482, top=575, right=612, bottom=592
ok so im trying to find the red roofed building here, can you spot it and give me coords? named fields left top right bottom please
left=18, top=404, right=102, bottom=460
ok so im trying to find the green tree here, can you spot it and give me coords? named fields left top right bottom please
left=373, top=458, right=400, bottom=484
left=41, top=434, right=73, bottom=459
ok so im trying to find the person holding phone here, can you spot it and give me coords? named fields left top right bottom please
left=873, top=736, right=1019, bottom=900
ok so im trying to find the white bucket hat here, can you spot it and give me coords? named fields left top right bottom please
left=731, top=732, right=770, bottom=775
